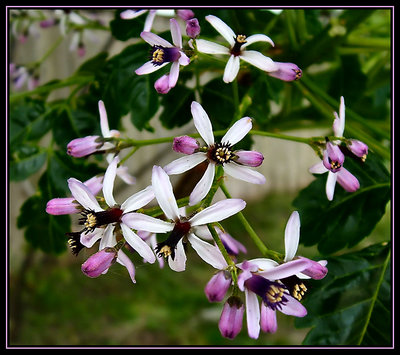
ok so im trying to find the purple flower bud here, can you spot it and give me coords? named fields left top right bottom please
left=154, top=74, right=172, bottom=94
left=46, top=197, right=80, bottom=215
left=186, top=18, right=201, bottom=38
left=218, top=296, right=244, bottom=339
left=323, top=142, right=345, bottom=172
left=176, top=9, right=195, bottom=21
left=78, top=43, right=86, bottom=58
left=235, top=150, right=264, bottom=167
left=337, top=167, right=360, bottom=192
left=40, top=18, right=56, bottom=28
left=260, top=303, right=277, bottom=333
left=81, top=247, right=118, bottom=278
left=299, top=257, right=328, bottom=280
left=205, top=270, right=232, bottom=302
left=267, top=62, right=302, bottom=82
left=173, top=135, right=200, bottom=154
left=67, top=135, right=102, bottom=157
left=348, top=139, right=368, bottom=161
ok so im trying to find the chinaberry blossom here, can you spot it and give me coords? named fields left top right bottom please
left=267, top=62, right=302, bottom=82
left=57, top=156, right=156, bottom=282
left=309, top=96, right=363, bottom=201
left=195, top=15, right=278, bottom=83
left=120, top=9, right=175, bottom=32
left=164, top=101, right=266, bottom=206
left=121, top=165, right=246, bottom=272
left=135, top=18, right=190, bottom=93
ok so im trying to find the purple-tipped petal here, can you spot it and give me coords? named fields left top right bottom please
left=46, top=197, right=79, bottom=215
left=267, top=62, right=302, bottom=82
left=260, top=303, right=277, bottom=333
left=337, top=167, right=360, bottom=192
left=81, top=247, right=117, bottom=278
left=257, top=258, right=312, bottom=280
left=173, top=136, right=200, bottom=155
left=67, top=136, right=102, bottom=157
left=299, top=257, right=328, bottom=280
left=205, top=270, right=232, bottom=302
left=219, top=297, right=244, bottom=339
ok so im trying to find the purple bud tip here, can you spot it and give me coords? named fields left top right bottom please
left=173, top=135, right=200, bottom=155
left=81, top=248, right=117, bottom=278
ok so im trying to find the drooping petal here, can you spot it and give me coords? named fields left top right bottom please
left=260, top=303, right=277, bottom=333
left=205, top=15, right=236, bottom=47
left=245, top=288, right=261, bottom=339
left=309, top=161, right=328, bottom=174
left=121, top=213, right=174, bottom=233
left=223, top=55, right=240, bottom=83
left=279, top=295, right=307, bottom=317
left=120, top=9, right=147, bottom=20
left=140, top=31, right=172, bottom=47
left=116, top=249, right=136, bottom=283
left=242, top=34, right=275, bottom=48
left=68, top=178, right=103, bottom=212
left=120, top=223, right=156, bottom=263
left=298, top=257, right=328, bottom=280
left=151, top=165, right=180, bottom=221
left=99, top=224, right=116, bottom=250
left=98, top=100, right=110, bottom=138
left=326, top=171, right=337, bottom=201
left=221, top=116, right=252, bottom=146
left=168, top=60, right=180, bottom=88
left=191, top=101, right=215, bottom=146
left=195, top=39, right=230, bottom=55
left=218, top=298, right=244, bottom=339
left=240, top=50, right=278, bottom=72
left=178, top=51, right=190, bottom=66
left=189, top=162, right=215, bottom=206
left=237, top=258, right=278, bottom=273
left=188, top=233, right=228, bottom=270
left=170, top=18, right=182, bottom=48
left=189, top=198, right=246, bottom=226
left=205, top=270, right=232, bottom=302
left=337, top=167, right=360, bottom=192
left=121, top=185, right=155, bottom=213
left=284, top=211, right=300, bottom=262
left=80, top=228, right=104, bottom=248
left=102, top=156, right=118, bottom=207
left=163, top=153, right=207, bottom=175
left=257, top=258, right=312, bottom=281
left=143, top=10, right=156, bottom=32
left=223, top=162, right=266, bottom=184
left=168, top=239, right=187, bottom=272
left=135, top=61, right=169, bottom=75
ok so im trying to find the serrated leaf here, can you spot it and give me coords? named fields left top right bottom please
left=292, top=151, right=390, bottom=254
left=295, top=242, right=391, bottom=346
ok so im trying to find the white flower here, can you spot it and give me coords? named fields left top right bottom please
left=120, top=9, right=175, bottom=32
left=164, top=101, right=266, bottom=206
left=121, top=166, right=246, bottom=272
left=195, top=15, right=278, bottom=83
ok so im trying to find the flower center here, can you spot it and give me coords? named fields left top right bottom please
left=150, top=46, right=181, bottom=66
left=208, top=142, right=234, bottom=165
left=294, top=68, right=302, bottom=80
left=280, top=275, right=308, bottom=301
left=155, top=220, right=191, bottom=260
left=328, top=157, right=342, bottom=172
left=231, top=34, right=247, bottom=56
left=79, top=207, right=124, bottom=234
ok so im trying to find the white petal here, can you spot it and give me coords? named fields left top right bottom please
left=151, top=165, right=180, bottom=221
left=339, top=96, right=345, bottom=126
left=237, top=258, right=278, bottom=271
left=116, top=166, right=136, bottom=185
left=102, top=156, right=118, bottom=207
left=178, top=51, right=190, bottom=66
left=140, top=31, right=172, bottom=47
left=257, top=258, right=312, bottom=281
left=116, top=250, right=136, bottom=283
left=99, top=224, right=115, bottom=250
left=170, top=18, right=182, bottom=48
left=168, top=239, right=187, bottom=272
left=284, top=211, right=300, bottom=262
left=121, top=213, right=174, bottom=233
left=189, top=162, right=215, bottom=206
left=80, top=228, right=104, bottom=248
left=135, top=61, right=168, bottom=75
left=223, top=55, right=240, bottom=83
left=309, top=161, right=328, bottom=174
left=223, top=163, right=266, bottom=184
left=143, top=10, right=156, bottom=32
left=168, top=60, right=180, bottom=88
left=206, top=15, right=236, bottom=47
left=221, top=116, right=252, bottom=146
left=188, top=234, right=228, bottom=269
left=280, top=295, right=307, bottom=317
left=195, top=39, right=230, bottom=55
left=245, top=289, right=261, bottom=339
left=326, top=171, right=337, bottom=201
left=163, top=153, right=207, bottom=175
left=98, top=100, right=111, bottom=138
left=241, top=34, right=275, bottom=48
left=121, top=185, right=155, bottom=213
left=120, top=223, right=156, bottom=263
left=240, top=50, right=278, bottom=72
left=120, top=9, right=147, bottom=20
left=191, top=101, right=215, bottom=146
left=190, top=198, right=246, bottom=226
left=68, top=178, right=103, bottom=212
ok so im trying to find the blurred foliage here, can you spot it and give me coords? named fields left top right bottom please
left=9, top=7, right=392, bottom=347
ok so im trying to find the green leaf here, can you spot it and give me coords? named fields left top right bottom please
left=109, top=10, right=147, bottom=41
left=295, top=242, right=391, bottom=346
left=292, top=151, right=390, bottom=254
left=10, top=145, right=47, bottom=181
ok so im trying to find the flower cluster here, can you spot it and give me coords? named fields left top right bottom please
left=43, top=10, right=372, bottom=342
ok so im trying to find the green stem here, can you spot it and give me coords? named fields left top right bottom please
left=34, top=35, right=64, bottom=67
left=249, top=130, right=311, bottom=145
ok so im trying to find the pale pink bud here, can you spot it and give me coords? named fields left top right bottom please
left=176, top=9, right=195, bottom=21
left=235, top=150, right=264, bottom=167
left=67, top=136, right=102, bottom=157
left=299, top=257, right=328, bottom=280
left=173, top=135, right=199, bottom=154
left=81, top=247, right=118, bottom=278
left=348, top=139, right=368, bottom=160
left=267, top=62, right=302, bottom=82
left=46, top=197, right=79, bottom=215
left=154, top=74, right=172, bottom=94
left=186, top=18, right=200, bottom=38
left=218, top=296, right=244, bottom=339
left=205, top=270, right=231, bottom=302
